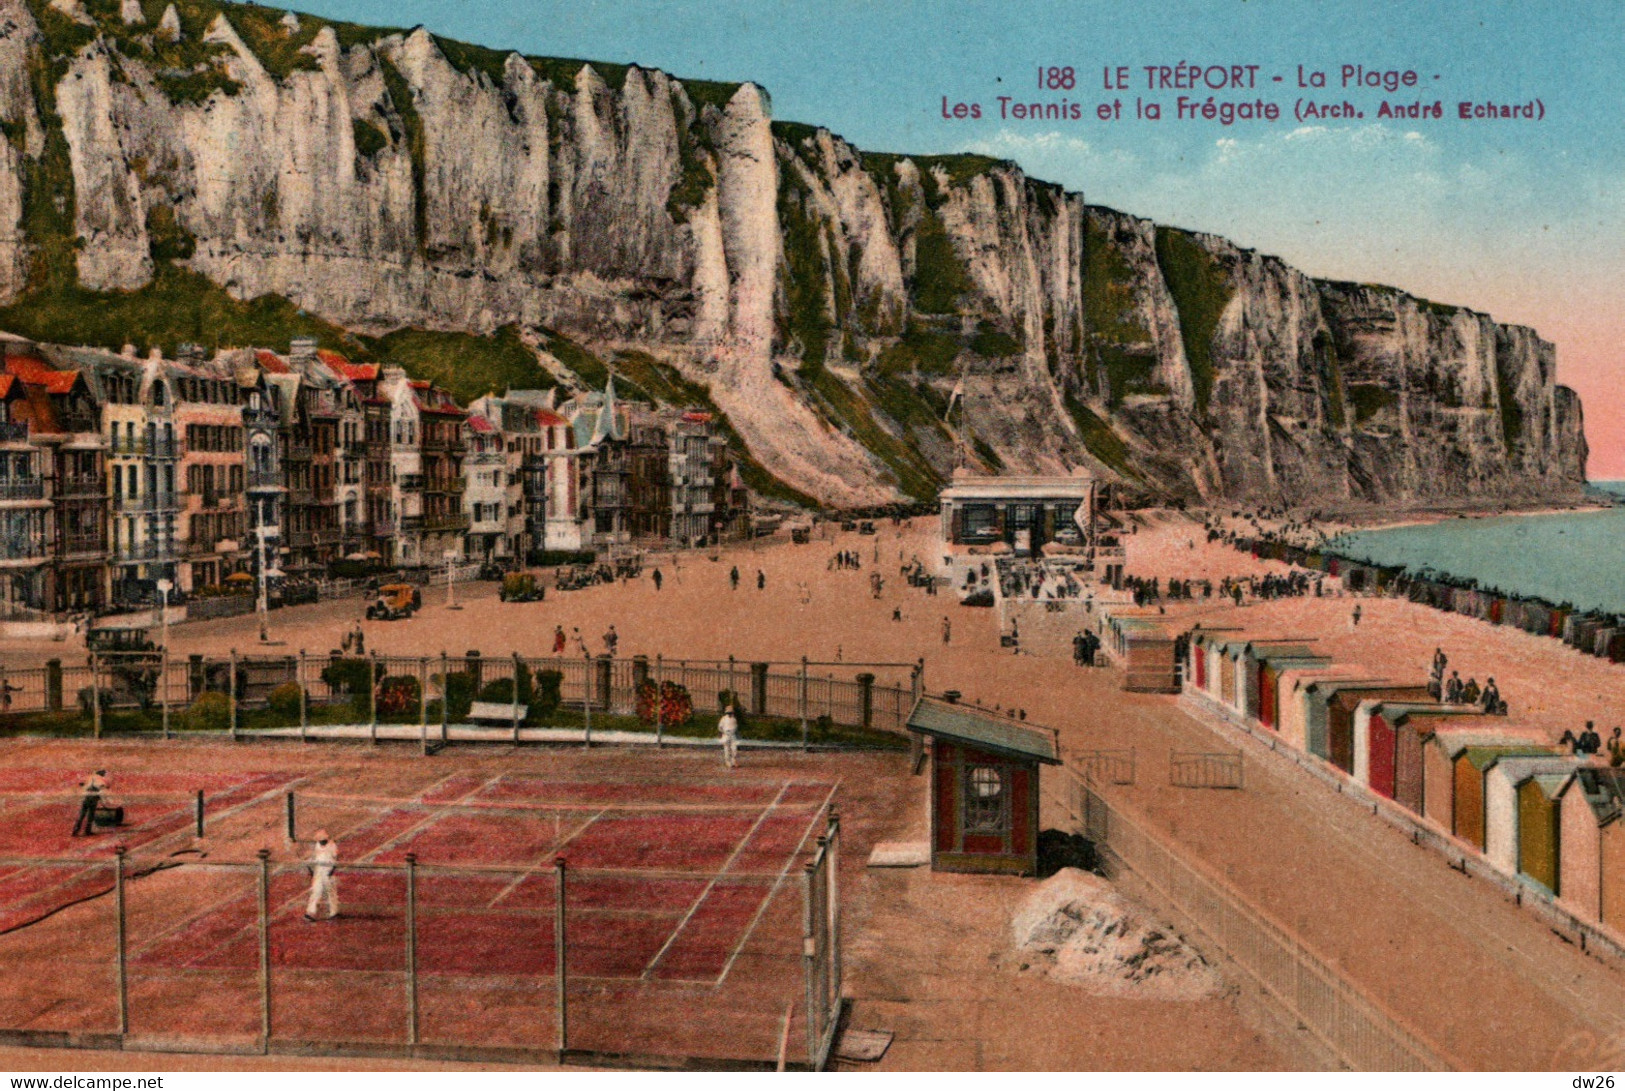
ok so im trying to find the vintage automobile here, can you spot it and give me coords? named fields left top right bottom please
left=365, top=583, right=420, bottom=621
left=499, top=572, right=547, bottom=603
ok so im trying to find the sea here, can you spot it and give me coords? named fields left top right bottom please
left=1324, top=483, right=1625, bottom=617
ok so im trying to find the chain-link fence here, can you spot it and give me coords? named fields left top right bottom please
left=4, top=808, right=845, bottom=1069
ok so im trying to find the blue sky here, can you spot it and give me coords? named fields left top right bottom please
left=286, top=0, right=1624, bottom=474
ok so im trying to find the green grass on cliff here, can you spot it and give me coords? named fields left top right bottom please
left=360, top=325, right=554, bottom=402
left=0, top=263, right=366, bottom=358
left=803, top=369, right=942, bottom=503
left=1153, top=226, right=1231, bottom=418
left=1063, top=393, right=1137, bottom=481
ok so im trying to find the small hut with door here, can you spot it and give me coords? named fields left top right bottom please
left=1555, top=767, right=1625, bottom=926
left=907, top=696, right=1060, bottom=876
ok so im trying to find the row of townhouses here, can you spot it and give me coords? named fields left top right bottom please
left=0, top=336, right=749, bottom=617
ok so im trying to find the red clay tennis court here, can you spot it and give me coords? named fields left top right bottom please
left=0, top=768, right=294, bottom=934
left=0, top=766, right=848, bottom=1068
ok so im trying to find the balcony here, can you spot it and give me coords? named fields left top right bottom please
left=247, top=468, right=283, bottom=491
left=113, top=493, right=179, bottom=514
left=112, top=540, right=177, bottom=564
left=0, top=479, right=45, bottom=502
left=57, top=535, right=105, bottom=557
left=57, top=474, right=105, bottom=498
left=370, top=519, right=395, bottom=537
left=424, top=513, right=471, bottom=532
left=287, top=441, right=314, bottom=461
left=427, top=478, right=466, bottom=494
left=0, top=421, right=29, bottom=444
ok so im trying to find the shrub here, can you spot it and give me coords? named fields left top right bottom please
left=424, top=698, right=444, bottom=722
left=266, top=682, right=303, bottom=720
left=376, top=675, right=421, bottom=717
left=436, top=670, right=474, bottom=720
left=184, top=691, right=232, bottom=732
left=635, top=680, right=694, bottom=727
left=533, top=669, right=562, bottom=716
left=479, top=677, right=516, bottom=704
left=321, top=657, right=373, bottom=695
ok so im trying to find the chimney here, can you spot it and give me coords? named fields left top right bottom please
left=289, top=338, right=318, bottom=360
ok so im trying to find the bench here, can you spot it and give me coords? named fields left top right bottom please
left=468, top=701, right=528, bottom=724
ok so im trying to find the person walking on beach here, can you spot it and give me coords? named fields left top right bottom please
left=756, top=569, right=765, bottom=591
left=652, top=568, right=663, bottom=592
left=71, top=769, right=107, bottom=837
left=718, top=705, right=739, bottom=769
left=1351, top=604, right=1362, bottom=628
left=553, top=626, right=567, bottom=654
left=1608, top=728, right=1625, bottom=768
left=603, top=626, right=619, bottom=657
left=941, top=616, right=951, bottom=645
left=730, top=566, right=740, bottom=591
left=1445, top=671, right=1463, bottom=703
left=1461, top=677, right=1481, bottom=706
left=304, top=830, right=339, bottom=922
left=1481, top=677, right=1501, bottom=714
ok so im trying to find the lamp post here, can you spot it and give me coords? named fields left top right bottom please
left=256, top=499, right=270, bottom=643
left=156, top=578, right=172, bottom=739
left=444, top=549, right=461, bottom=611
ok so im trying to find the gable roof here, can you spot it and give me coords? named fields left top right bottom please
left=906, top=696, right=1060, bottom=764
left=1559, top=767, right=1625, bottom=825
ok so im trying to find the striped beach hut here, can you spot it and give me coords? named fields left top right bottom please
left=1555, top=768, right=1625, bottom=927
left=1186, top=628, right=1243, bottom=699
left=1483, top=753, right=1575, bottom=872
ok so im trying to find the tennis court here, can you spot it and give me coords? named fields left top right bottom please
left=0, top=762, right=849, bottom=1068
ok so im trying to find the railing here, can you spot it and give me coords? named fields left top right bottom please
left=1047, top=767, right=1449, bottom=1071
left=0, top=421, right=29, bottom=443
left=57, top=474, right=106, bottom=496
left=1169, top=750, right=1245, bottom=789
left=111, top=541, right=177, bottom=564
left=426, top=478, right=465, bottom=493
left=57, top=535, right=105, bottom=556
left=0, top=547, right=47, bottom=564
left=112, top=494, right=178, bottom=514
left=423, top=513, right=470, bottom=532
left=1072, top=748, right=1137, bottom=785
left=247, top=469, right=282, bottom=490
left=0, top=479, right=44, bottom=501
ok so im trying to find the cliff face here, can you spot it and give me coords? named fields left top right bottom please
left=0, top=0, right=1588, bottom=506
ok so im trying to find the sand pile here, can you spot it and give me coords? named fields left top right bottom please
left=1009, top=868, right=1222, bottom=1000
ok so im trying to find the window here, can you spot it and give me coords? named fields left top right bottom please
left=964, top=766, right=1007, bottom=833
left=960, top=505, right=999, bottom=542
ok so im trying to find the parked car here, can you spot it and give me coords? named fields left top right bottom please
left=499, top=572, right=546, bottom=603
left=365, top=583, right=419, bottom=621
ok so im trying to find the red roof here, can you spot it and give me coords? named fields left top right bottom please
left=318, top=350, right=378, bottom=382
left=255, top=350, right=292, bottom=374
left=534, top=408, right=567, bottom=427
left=5, top=356, right=79, bottom=395
left=466, top=414, right=496, bottom=434
left=681, top=410, right=714, bottom=424
left=0, top=375, right=13, bottom=397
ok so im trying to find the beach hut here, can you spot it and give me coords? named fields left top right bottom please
left=1421, top=727, right=1544, bottom=834
left=1301, top=677, right=1389, bottom=762
left=1114, top=618, right=1180, bottom=694
left=1391, top=709, right=1518, bottom=818
left=1515, top=766, right=1574, bottom=894
left=1480, top=753, right=1573, bottom=870
left=1253, top=650, right=1332, bottom=732
left=907, top=696, right=1061, bottom=876
left=1449, top=742, right=1557, bottom=848
left=1238, top=641, right=1317, bottom=724
left=1555, top=768, right=1625, bottom=926
left=1276, top=667, right=1369, bottom=754
left=1323, top=683, right=1434, bottom=774
left=1357, top=700, right=1440, bottom=799
left=1186, top=628, right=1242, bottom=699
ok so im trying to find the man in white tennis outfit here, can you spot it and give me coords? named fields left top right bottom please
left=718, top=705, right=739, bottom=769
left=305, top=829, right=340, bottom=921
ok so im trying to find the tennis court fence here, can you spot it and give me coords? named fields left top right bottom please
left=0, top=809, right=846, bottom=1070
left=1044, top=766, right=1451, bottom=1072
left=0, top=652, right=920, bottom=746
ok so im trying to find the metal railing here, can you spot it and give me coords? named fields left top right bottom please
left=1169, top=750, right=1245, bottom=789
left=0, top=479, right=44, bottom=501
left=1072, top=748, right=1137, bottom=785
left=1047, top=767, right=1450, bottom=1071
